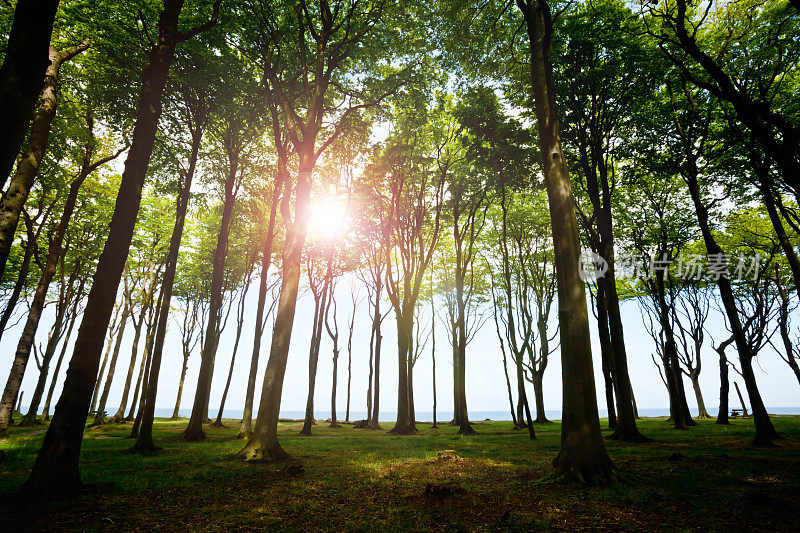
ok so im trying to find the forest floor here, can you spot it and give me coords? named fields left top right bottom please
left=1, top=415, right=800, bottom=531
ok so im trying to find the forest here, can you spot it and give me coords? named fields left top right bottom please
left=0, top=0, right=799, bottom=530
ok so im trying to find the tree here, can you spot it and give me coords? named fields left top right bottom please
left=21, top=0, right=220, bottom=496
left=556, top=0, right=651, bottom=442
left=515, top=0, right=613, bottom=481
left=183, top=52, right=262, bottom=441
left=0, top=37, right=89, bottom=284
left=237, top=0, right=407, bottom=461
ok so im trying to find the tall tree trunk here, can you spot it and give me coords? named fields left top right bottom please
left=690, top=371, right=710, bottom=419
left=516, top=356, right=535, bottom=437
left=603, top=272, right=648, bottom=441
left=0, top=0, right=60, bottom=189
left=716, top=346, right=730, bottom=424
left=91, top=303, right=124, bottom=415
left=91, top=301, right=132, bottom=426
left=0, top=41, right=89, bottom=282
left=370, top=288, right=383, bottom=430
left=134, top=112, right=203, bottom=450
left=238, top=171, right=283, bottom=438
left=127, top=287, right=161, bottom=421
left=0, top=193, right=86, bottom=435
left=432, top=296, right=438, bottom=429
left=21, top=0, right=218, bottom=495
left=213, top=282, right=250, bottom=427
left=171, top=359, right=188, bottom=420
left=128, top=334, right=154, bottom=440
left=326, top=294, right=340, bottom=428
left=654, top=272, right=694, bottom=429
left=0, top=221, right=36, bottom=341
left=734, top=381, right=749, bottom=417
left=389, top=310, right=415, bottom=434
left=517, top=0, right=612, bottom=482
left=684, top=172, right=777, bottom=445
left=345, top=300, right=354, bottom=424
left=596, top=286, right=617, bottom=429
left=43, top=304, right=80, bottom=421
left=184, top=147, right=239, bottom=441
left=300, top=289, right=329, bottom=435
left=237, top=158, right=314, bottom=461
left=110, top=279, right=155, bottom=423
left=21, top=312, right=67, bottom=426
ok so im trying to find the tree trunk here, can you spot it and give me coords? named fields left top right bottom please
left=370, top=292, right=383, bottom=430
left=0, top=41, right=89, bottom=282
left=603, top=272, right=648, bottom=441
left=595, top=285, right=617, bottom=430
left=684, top=171, right=778, bottom=445
left=517, top=356, right=535, bottom=438
left=239, top=172, right=283, bottom=438
left=734, top=381, right=749, bottom=417
left=21, top=315, right=66, bottom=426
left=0, top=0, right=60, bottom=189
left=134, top=113, right=203, bottom=451
left=110, top=286, right=153, bottom=423
left=237, top=160, right=314, bottom=462
left=690, top=371, right=711, bottom=419
left=531, top=373, right=547, bottom=424
left=127, top=287, right=162, bottom=422
left=300, top=284, right=330, bottom=435
left=0, top=176, right=89, bottom=435
left=21, top=0, right=204, bottom=496
left=43, top=306, right=80, bottom=421
left=90, top=304, right=123, bottom=416
left=213, top=286, right=248, bottom=427
left=432, top=300, right=438, bottom=429
left=0, top=221, right=36, bottom=341
left=91, top=298, right=132, bottom=426
left=517, top=0, right=612, bottom=482
left=716, top=345, right=730, bottom=424
left=389, top=310, right=415, bottom=434
left=184, top=147, right=239, bottom=441
left=128, top=336, right=154, bottom=440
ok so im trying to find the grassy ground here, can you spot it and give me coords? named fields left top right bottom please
left=1, top=415, right=799, bottom=531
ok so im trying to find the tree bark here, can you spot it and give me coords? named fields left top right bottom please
left=690, top=371, right=711, bottom=419
left=21, top=0, right=215, bottom=496
left=517, top=0, right=613, bottom=482
left=111, top=271, right=158, bottom=423
left=300, top=273, right=332, bottom=435
left=0, top=0, right=60, bottom=189
left=370, top=284, right=383, bottom=430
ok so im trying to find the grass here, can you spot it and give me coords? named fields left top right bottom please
left=2, top=415, right=800, bottom=531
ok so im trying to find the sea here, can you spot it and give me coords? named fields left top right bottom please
left=147, top=406, right=800, bottom=422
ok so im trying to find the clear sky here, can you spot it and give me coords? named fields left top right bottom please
left=5, top=270, right=799, bottom=421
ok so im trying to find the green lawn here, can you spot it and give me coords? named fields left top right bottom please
left=2, top=415, right=799, bottom=531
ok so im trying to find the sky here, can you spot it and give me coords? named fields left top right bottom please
left=4, top=267, right=800, bottom=422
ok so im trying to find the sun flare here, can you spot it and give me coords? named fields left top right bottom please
left=308, top=195, right=349, bottom=241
